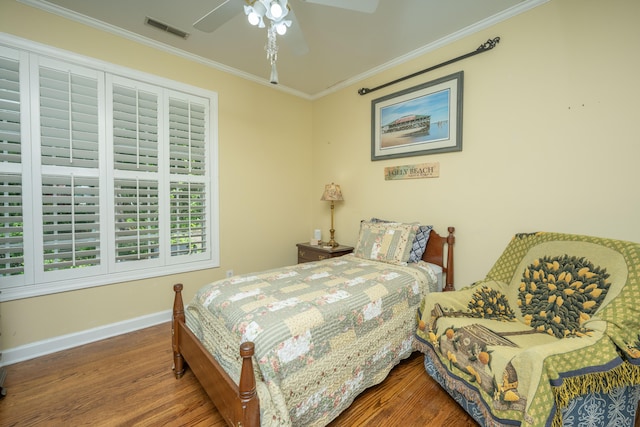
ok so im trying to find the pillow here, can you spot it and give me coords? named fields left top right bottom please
left=409, top=224, right=433, bottom=263
left=370, top=218, right=432, bottom=263
left=354, top=221, right=419, bottom=265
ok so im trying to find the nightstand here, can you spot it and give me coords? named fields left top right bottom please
left=296, top=242, right=354, bottom=263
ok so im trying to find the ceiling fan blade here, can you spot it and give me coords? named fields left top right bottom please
left=283, top=9, right=309, bottom=56
left=193, top=0, right=245, bottom=33
left=299, top=0, right=379, bottom=14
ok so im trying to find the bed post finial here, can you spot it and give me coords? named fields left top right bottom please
left=172, top=283, right=186, bottom=378
left=445, top=227, right=455, bottom=291
left=238, top=341, right=260, bottom=426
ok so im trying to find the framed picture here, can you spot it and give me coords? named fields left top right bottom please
left=371, top=71, right=463, bottom=161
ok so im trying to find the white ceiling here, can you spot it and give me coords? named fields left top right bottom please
left=22, top=0, right=545, bottom=98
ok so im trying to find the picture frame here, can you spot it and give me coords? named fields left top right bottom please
left=371, top=71, right=463, bottom=161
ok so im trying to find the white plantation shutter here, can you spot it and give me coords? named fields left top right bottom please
left=0, top=50, right=25, bottom=284
left=0, top=55, right=21, bottom=164
left=169, top=96, right=209, bottom=260
left=112, top=84, right=158, bottom=172
left=41, top=175, right=101, bottom=271
left=36, top=61, right=104, bottom=282
left=169, top=98, right=206, bottom=175
left=110, top=78, right=161, bottom=268
left=39, top=66, right=100, bottom=168
left=170, top=181, right=206, bottom=256
left=0, top=37, right=218, bottom=301
left=0, top=174, right=23, bottom=278
left=114, top=178, right=160, bottom=262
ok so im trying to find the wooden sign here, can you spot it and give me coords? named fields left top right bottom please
left=384, top=162, right=440, bottom=180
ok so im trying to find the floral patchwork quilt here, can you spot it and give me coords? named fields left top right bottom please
left=186, top=254, right=438, bottom=426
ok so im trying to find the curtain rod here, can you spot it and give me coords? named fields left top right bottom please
left=357, top=37, right=501, bottom=96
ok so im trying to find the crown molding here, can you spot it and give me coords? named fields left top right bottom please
left=18, top=0, right=548, bottom=100
left=17, top=0, right=312, bottom=99
left=311, top=0, right=550, bottom=100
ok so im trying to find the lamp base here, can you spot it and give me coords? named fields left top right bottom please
left=327, top=228, right=339, bottom=248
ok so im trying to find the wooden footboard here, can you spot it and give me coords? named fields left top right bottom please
left=172, top=283, right=259, bottom=427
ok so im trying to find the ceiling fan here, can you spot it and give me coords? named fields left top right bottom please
left=193, top=0, right=380, bottom=84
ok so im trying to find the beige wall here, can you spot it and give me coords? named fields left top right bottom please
left=0, top=1, right=313, bottom=349
left=311, top=0, right=640, bottom=289
left=2, top=0, right=640, bottom=351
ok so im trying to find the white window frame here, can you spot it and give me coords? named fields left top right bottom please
left=0, top=34, right=219, bottom=302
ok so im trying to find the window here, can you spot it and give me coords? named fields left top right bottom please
left=0, top=37, right=219, bottom=301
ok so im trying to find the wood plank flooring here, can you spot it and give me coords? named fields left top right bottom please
left=1, top=323, right=637, bottom=426
left=0, top=322, right=475, bottom=426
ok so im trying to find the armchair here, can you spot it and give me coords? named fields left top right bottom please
left=415, top=231, right=640, bottom=426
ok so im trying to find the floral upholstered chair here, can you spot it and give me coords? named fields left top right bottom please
left=415, top=231, right=640, bottom=427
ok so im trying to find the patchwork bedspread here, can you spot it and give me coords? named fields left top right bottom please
left=186, top=254, right=438, bottom=426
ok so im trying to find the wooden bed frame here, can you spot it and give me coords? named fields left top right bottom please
left=172, top=226, right=455, bottom=427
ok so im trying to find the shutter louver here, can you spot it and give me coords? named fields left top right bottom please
left=112, top=85, right=158, bottom=172
left=114, top=179, right=160, bottom=262
left=0, top=54, right=24, bottom=280
left=39, top=67, right=99, bottom=168
left=0, top=173, right=24, bottom=277
left=170, top=181, right=206, bottom=256
left=169, top=98, right=206, bottom=176
left=0, top=56, right=21, bottom=164
left=42, top=175, right=101, bottom=271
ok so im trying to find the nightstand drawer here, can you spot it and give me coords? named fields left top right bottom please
left=296, top=243, right=354, bottom=264
left=297, top=248, right=329, bottom=263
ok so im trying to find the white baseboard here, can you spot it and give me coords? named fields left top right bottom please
left=1, top=309, right=172, bottom=367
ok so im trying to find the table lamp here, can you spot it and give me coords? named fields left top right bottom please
left=320, top=182, right=343, bottom=248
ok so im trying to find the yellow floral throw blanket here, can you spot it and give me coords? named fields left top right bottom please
left=414, top=232, right=640, bottom=427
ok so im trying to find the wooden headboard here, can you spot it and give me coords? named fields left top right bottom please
left=422, top=226, right=455, bottom=291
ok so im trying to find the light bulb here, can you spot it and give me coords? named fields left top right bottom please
left=270, top=1, right=283, bottom=18
left=247, top=11, right=260, bottom=26
left=276, top=23, right=287, bottom=35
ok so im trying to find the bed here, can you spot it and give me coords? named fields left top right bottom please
left=172, top=222, right=455, bottom=426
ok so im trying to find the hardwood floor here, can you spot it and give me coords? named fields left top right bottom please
left=0, top=322, right=476, bottom=426
left=2, top=323, right=637, bottom=426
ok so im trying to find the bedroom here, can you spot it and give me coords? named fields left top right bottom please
left=1, top=0, right=639, bottom=423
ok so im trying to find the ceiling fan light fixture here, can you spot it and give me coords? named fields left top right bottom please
left=243, top=0, right=292, bottom=84
left=198, top=0, right=378, bottom=86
